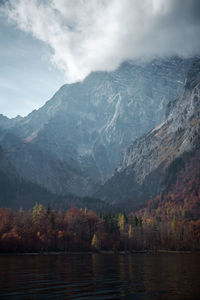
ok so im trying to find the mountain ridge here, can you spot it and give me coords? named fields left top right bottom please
left=96, top=57, right=200, bottom=209
left=0, top=57, right=192, bottom=197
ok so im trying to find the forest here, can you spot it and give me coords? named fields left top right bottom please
left=0, top=152, right=200, bottom=253
left=0, top=203, right=200, bottom=253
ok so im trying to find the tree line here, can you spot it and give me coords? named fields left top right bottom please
left=0, top=203, right=200, bottom=253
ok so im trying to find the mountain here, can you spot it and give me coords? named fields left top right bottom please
left=0, top=145, right=108, bottom=211
left=96, top=57, right=200, bottom=210
left=139, top=151, right=200, bottom=221
left=0, top=114, right=22, bottom=129
left=0, top=145, right=60, bottom=209
left=0, top=57, right=192, bottom=197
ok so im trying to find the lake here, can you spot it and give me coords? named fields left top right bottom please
left=0, top=253, right=200, bottom=299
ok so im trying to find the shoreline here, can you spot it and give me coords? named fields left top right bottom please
left=0, top=250, right=199, bottom=256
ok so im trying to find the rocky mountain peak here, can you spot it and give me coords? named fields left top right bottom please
left=0, top=57, right=194, bottom=197
left=96, top=57, right=200, bottom=208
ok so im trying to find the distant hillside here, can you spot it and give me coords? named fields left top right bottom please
left=0, top=145, right=59, bottom=209
left=138, top=150, right=200, bottom=221
left=0, top=146, right=108, bottom=212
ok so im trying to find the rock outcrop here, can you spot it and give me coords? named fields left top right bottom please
left=96, top=57, right=200, bottom=208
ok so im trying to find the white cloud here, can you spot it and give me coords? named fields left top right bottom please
left=2, top=0, right=200, bottom=82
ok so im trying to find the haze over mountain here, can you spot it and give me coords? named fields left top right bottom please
left=0, top=143, right=109, bottom=211
left=0, top=144, right=60, bottom=209
left=3, top=0, right=200, bottom=83
left=0, top=57, right=192, bottom=198
left=1, top=0, right=200, bottom=118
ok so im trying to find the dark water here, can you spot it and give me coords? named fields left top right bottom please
left=0, top=253, right=200, bottom=299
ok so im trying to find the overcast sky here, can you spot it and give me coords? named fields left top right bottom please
left=1, top=0, right=200, bottom=118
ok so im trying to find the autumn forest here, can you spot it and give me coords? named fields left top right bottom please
left=0, top=202, right=200, bottom=253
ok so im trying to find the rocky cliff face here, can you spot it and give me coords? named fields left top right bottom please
left=96, top=57, right=200, bottom=208
left=0, top=57, right=192, bottom=196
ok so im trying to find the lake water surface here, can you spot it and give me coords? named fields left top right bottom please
left=0, top=253, right=200, bottom=299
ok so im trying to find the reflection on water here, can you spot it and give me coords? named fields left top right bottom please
left=0, top=253, right=200, bottom=299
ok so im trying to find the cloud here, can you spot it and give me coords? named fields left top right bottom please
left=2, top=0, right=200, bottom=82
